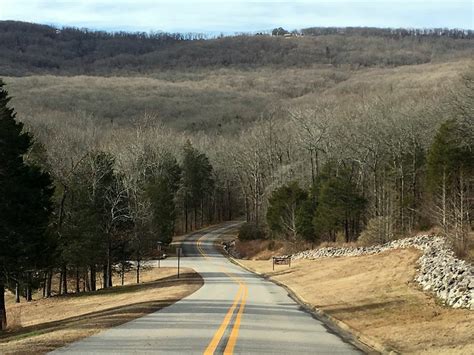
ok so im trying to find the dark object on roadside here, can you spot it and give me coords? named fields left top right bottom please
left=222, top=240, right=236, bottom=253
left=157, top=253, right=167, bottom=260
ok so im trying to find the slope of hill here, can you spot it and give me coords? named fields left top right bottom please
left=1, top=21, right=473, bottom=76
left=3, top=59, right=470, bottom=133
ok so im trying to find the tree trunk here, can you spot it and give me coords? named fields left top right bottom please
left=136, top=259, right=140, bottom=284
left=26, top=272, right=32, bottom=302
left=103, top=264, right=108, bottom=289
left=90, top=265, right=96, bottom=291
left=0, top=283, right=7, bottom=331
left=85, top=270, right=90, bottom=292
left=108, top=263, right=113, bottom=288
left=201, top=199, right=204, bottom=227
left=42, top=273, right=47, bottom=298
left=105, top=237, right=112, bottom=288
left=15, top=283, right=20, bottom=303
left=46, top=270, right=52, bottom=298
left=121, top=263, right=125, bottom=286
left=184, top=198, right=189, bottom=233
left=227, top=183, right=232, bottom=220
left=75, top=268, right=80, bottom=293
left=194, top=206, right=197, bottom=230
left=344, top=217, right=350, bottom=243
left=246, top=196, right=250, bottom=222
left=61, top=266, right=68, bottom=295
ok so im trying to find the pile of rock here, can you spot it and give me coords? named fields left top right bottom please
left=290, top=235, right=473, bottom=310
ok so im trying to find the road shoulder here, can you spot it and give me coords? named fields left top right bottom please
left=224, top=253, right=381, bottom=354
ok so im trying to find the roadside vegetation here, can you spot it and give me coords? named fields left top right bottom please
left=240, top=250, right=474, bottom=353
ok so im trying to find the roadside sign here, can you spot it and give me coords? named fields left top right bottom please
left=272, top=256, right=291, bottom=270
left=157, top=242, right=163, bottom=268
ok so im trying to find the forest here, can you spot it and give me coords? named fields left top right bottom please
left=0, top=22, right=473, bottom=331
left=1, top=21, right=473, bottom=75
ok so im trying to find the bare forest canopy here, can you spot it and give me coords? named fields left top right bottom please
left=0, top=21, right=473, bottom=76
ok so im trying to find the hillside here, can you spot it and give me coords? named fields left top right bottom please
left=4, top=59, right=470, bottom=133
left=1, top=21, right=473, bottom=76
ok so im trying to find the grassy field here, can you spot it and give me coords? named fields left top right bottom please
left=239, top=249, right=474, bottom=354
left=0, top=267, right=203, bottom=354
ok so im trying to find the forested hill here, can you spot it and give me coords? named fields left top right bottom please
left=1, top=21, right=473, bottom=76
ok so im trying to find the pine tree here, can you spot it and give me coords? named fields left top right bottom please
left=313, top=167, right=366, bottom=242
left=266, top=182, right=308, bottom=239
left=0, top=79, right=54, bottom=330
left=182, top=141, right=214, bottom=230
left=148, top=153, right=181, bottom=245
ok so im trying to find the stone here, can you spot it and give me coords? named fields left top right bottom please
left=290, top=234, right=473, bottom=310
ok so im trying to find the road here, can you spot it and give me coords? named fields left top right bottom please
left=53, top=223, right=361, bottom=354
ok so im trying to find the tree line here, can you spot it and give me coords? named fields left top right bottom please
left=1, top=21, right=472, bottom=76
left=226, top=71, right=472, bottom=253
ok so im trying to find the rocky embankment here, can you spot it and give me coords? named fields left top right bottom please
left=291, top=235, right=473, bottom=310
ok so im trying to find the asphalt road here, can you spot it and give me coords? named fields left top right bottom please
left=52, top=223, right=361, bottom=354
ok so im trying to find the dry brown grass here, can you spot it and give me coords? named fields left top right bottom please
left=234, top=239, right=314, bottom=260
left=240, top=249, right=474, bottom=354
left=0, top=267, right=203, bottom=354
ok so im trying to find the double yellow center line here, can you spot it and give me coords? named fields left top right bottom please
left=196, top=235, right=248, bottom=355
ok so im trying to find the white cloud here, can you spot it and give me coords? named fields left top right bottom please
left=0, top=1, right=472, bottom=32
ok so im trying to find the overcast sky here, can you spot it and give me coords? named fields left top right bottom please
left=1, top=1, right=472, bottom=33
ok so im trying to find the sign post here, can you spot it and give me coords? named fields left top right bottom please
left=272, top=256, right=291, bottom=271
left=176, top=247, right=182, bottom=279
left=157, top=242, right=162, bottom=268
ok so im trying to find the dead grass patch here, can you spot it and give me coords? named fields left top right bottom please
left=240, top=249, right=473, bottom=354
left=234, top=239, right=314, bottom=260
left=0, top=267, right=203, bottom=354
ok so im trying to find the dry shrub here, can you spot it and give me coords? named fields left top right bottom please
left=358, top=216, right=394, bottom=246
left=452, top=230, right=474, bottom=262
left=6, top=306, right=22, bottom=330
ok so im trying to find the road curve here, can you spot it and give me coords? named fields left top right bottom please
left=52, top=223, right=361, bottom=354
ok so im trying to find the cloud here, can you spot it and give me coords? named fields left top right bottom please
left=1, top=1, right=472, bottom=32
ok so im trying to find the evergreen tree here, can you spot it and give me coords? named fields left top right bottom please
left=266, top=182, right=309, bottom=239
left=0, top=80, right=54, bottom=330
left=148, top=153, right=181, bottom=245
left=182, top=141, right=214, bottom=230
left=295, top=199, right=316, bottom=242
left=313, top=167, right=366, bottom=242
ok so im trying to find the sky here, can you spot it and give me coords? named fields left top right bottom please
left=0, top=0, right=472, bottom=34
